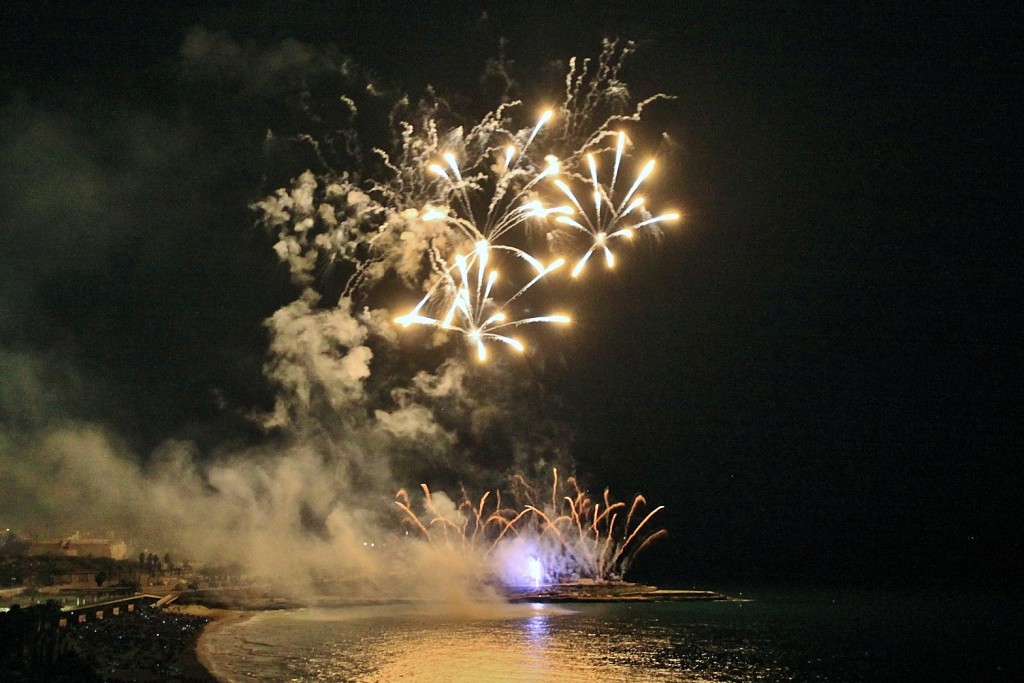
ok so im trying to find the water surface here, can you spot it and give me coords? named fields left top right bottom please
left=201, top=588, right=1020, bottom=681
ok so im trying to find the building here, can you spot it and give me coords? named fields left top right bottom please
left=26, top=534, right=130, bottom=561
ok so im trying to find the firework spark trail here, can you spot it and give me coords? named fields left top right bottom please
left=257, top=44, right=680, bottom=363
left=388, top=110, right=575, bottom=361
left=551, top=131, right=681, bottom=278
left=425, top=109, right=563, bottom=245
left=398, top=470, right=665, bottom=583
left=395, top=239, right=569, bottom=360
left=393, top=121, right=678, bottom=358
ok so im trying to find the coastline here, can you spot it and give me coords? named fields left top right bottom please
left=178, top=583, right=732, bottom=680
left=169, top=604, right=252, bottom=683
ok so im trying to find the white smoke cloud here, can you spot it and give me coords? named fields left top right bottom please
left=0, top=422, right=501, bottom=601
left=263, top=291, right=373, bottom=421
left=375, top=403, right=455, bottom=444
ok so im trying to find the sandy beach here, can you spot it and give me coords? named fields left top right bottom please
left=173, top=604, right=252, bottom=682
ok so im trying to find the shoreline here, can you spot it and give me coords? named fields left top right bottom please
left=182, top=584, right=733, bottom=681
left=169, top=605, right=253, bottom=682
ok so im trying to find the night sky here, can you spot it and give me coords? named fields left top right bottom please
left=1, top=1, right=1019, bottom=590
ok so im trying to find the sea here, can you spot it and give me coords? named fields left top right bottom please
left=199, top=587, right=1021, bottom=682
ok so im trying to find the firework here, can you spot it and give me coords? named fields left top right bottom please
left=395, top=469, right=666, bottom=585
left=423, top=111, right=564, bottom=246
left=393, top=119, right=573, bottom=361
left=391, top=110, right=574, bottom=361
left=551, top=132, right=680, bottom=277
left=393, top=124, right=678, bottom=360
left=255, top=40, right=678, bottom=363
left=395, top=240, right=569, bottom=361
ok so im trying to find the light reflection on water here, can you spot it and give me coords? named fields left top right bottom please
left=203, top=601, right=756, bottom=682
left=200, top=592, right=1020, bottom=682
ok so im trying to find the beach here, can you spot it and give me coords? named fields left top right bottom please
left=176, top=605, right=251, bottom=682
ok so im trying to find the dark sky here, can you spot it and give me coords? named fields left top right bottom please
left=1, top=1, right=1019, bottom=589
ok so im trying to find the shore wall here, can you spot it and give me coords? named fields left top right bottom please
left=59, top=593, right=166, bottom=628
left=2, top=594, right=214, bottom=681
